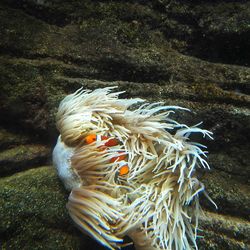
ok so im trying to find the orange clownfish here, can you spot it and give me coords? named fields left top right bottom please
left=84, top=134, right=119, bottom=147
left=119, top=165, right=129, bottom=176
left=84, top=134, right=129, bottom=176
left=110, top=152, right=127, bottom=163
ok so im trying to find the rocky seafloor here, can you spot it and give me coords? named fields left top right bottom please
left=0, top=0, right=249, bottom=249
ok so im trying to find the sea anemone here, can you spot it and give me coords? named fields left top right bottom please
left=53, top=86, right=214, bottom=250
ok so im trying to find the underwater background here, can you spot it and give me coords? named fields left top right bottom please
left=0, top=0, right=249, bottom=249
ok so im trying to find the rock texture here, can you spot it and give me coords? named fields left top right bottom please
left=0, top=0, right=249, bottom=249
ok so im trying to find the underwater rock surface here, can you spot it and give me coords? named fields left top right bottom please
left=0, top=0, right=249, bottom=249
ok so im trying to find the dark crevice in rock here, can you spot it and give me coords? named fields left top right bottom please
left=199, top=211, right=250, bottom=246
left=162, top=91, right=250, bottom=108
left=211, top=165, right=248, bottom=179
left=0, top=49, right=88, bottom=70
left=0, top=127, right=31, bottom=151
left=0, top=48, right=55, bottom=61
left=201, top=201, right=250, bottom=222
left=0, top=162, right=51, bottom=179
left=201, top=179, right=250, bottom=221
left=159, top=1, right=250, bottom=67
left=187, top=31, right=250, bottom=67
left=198, top=228, right=249, bottom=250
left=0, top=144, right=51, bottom=177
left=1, top=1, right=69, bottom=27
left=0, top=110, right=55, bottom=149
left=220, top=82, right=250, bottom=95
left=0, top=118, right=54, bottom=146
left=0, top=114, right=58, bottom=147
left=201, top=225, right=248, bottom=243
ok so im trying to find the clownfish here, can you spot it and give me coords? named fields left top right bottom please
left=85, top=134, right=119, bottom=147
left=119, top=165, right=129, bottom=176
left=84, top=134, right=129, bottom=176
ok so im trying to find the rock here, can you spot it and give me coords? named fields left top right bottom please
left=0, top=128, right=30, bottom=150
left=0, top=166, right=104, bottom=250
left=0, top=0, right=249, bottom=249
left=0, top=144, right=50, bottom=176
left=201, top=171, right=250, bottom=220
left=199, top=212, right=250, bottom=250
